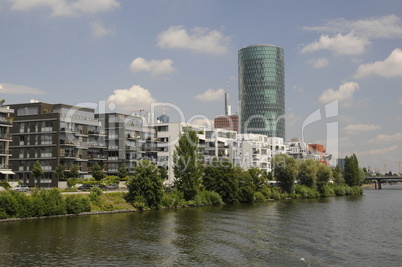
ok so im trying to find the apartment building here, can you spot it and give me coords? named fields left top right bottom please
left=9, top=102, right=101, bottom=186
left=0, top=105, right=14, bottom=180
left=96, top=113, right=157, bottom=174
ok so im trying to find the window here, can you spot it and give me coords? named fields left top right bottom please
left=41, top=134, right=52, bottom=144
left=17, top=106, right=39, bottom=116
left=41, top=121, right=52, bottom=132
left=19, top=135, right=25, bottom=145
left=41, top=147, right=52, bottom=158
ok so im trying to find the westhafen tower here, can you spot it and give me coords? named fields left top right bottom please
left=238, top=44, right=285, bottom=139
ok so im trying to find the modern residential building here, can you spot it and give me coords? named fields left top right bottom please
left=238, top=44, right=285, bottom=139
left=9, top=102, right=101, bottom=187
left=0, top=105, right=14, bottom=180
left=234, top=133, right=272, bottom=172
left=286, top=138, right=308, bottom=160
left=95, top=113, right=157, bottom=174
left=154, top=122, right=206, bottom=185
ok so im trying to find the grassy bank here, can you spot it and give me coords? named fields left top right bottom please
left=0, top=183, right=362, bottom=220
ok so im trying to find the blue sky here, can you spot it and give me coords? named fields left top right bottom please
left=1, top=0, right=402, bottom=173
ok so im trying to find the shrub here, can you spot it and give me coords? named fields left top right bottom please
left=333, top=186, right=346, bottom=196
left=65, top=194, right=91, bottom=214
left=30, top=188, right=67, bottom=216
left=319, top=185, right=335, bottom=197
left=88, top=186, right=103, bottom=203
left=254, top=192, right=266, bottom=203
left=0, top=191, right=19, bottom=218
left=0, top=181, right=10, bottom=189
left=161, top=190, right=186, bottom=208
left=195, top=190, right=223, bottom=206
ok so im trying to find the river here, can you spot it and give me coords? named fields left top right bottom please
left=1, top=185, right=402, bottom=266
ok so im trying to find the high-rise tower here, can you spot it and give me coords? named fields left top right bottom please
left=238, top=44, right=285, bottom=139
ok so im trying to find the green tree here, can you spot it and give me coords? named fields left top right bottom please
left=248, top=167, right=268, bottom=192
left=343, top=154, right=363, bottom=186
left=91, top=163, right=105, bottom=181
left=125, top=160, right=163, bottom=209
left=117, top=162, right=128, bottom=179
left=333, top=165, right=344, bottom=185
left=236, top=167, right=256, bottom=203
left=272, top=154, right=299, bottom=193
left=173, top=128, right=203, bottom=201
left=31, top=160, right=44, bottom=182
left=203, top=158, right=241, bottom=204
left=55, top=163, right=66, bottom=181
left=69, top=163, right=79, bottom=178
left=298, top=159, right=319, bottom=189
left=158, top=167, right=168, bottom=180
left=317, top=163, right=332, bottom=189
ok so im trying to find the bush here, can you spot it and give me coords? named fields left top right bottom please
left=194, top=190, right=223, bottom=206
left=0, top=181, right=10, bottom=189
left=333, top=186, right=346, bottom=196
left=65, top=194, right=91, bottom=214
left=294, top=184, right=320, bottom=198
left=319, top=185, right=335, bottom=197
left=254, top=192, right=266, bottom=203
left=88, top=186, right=103, bottom=203
left=0, top=191, right=19, bottom=218
left=30, top=189, right=67, bottom=216
left=161, top=190, right=186, bottom=208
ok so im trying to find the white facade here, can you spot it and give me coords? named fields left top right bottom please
left=234, top=134, right=272, bottom=172
left=0, top=106, right=14, bottom=179
left=285, top=139, right=308, bottom=159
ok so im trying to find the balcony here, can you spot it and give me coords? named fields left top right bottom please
left=88, top=154, right=107, bottom=160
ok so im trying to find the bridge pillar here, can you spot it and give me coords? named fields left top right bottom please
left=375, top=181, right=378, bottom=189
left=376, top=179, right=382, bottom=189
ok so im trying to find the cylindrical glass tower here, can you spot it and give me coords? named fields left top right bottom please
left=238, top=44, right=285, bottom=139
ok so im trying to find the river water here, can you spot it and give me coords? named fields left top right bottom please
left=1, top=185, right=402, bottom=266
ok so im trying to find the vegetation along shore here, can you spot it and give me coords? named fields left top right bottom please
left=0, top=129, right=364, bottom=221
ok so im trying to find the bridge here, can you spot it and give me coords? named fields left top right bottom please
left=364, top=177, right=402, bottom=189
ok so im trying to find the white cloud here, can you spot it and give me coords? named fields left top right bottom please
left=301, top=32, right=370, bottom=55
left=7, top=0, right=119, bottom=17
left=195, top=88, right=224, bottom=102
left=399, top=97, right=402, bottom=105
left=90, top=20, right=114, bottom=37
left=303, top=15, right=402, bottom=40
left=129, top=57, right=177, bottom=77
left=0, top=83, right=45, bottom=95
left=106, top=85, right=156, bottom=113
left=343, top=123, right=380, bottom=135
left=293, top=86, right=304, bottom=92
left=319, top=81, right=359, bottom=106
left=359, top=145, right=398, bottom=156
left=307, top=57, right=329, bottom=68
left=353, top=48, right=402, bottom=79
left=368, top=133, right=402, bottom=143
left=157, top=25, right=230, bottom=54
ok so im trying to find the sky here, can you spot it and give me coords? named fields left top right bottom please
left=0, top=0, right=402, bottom=173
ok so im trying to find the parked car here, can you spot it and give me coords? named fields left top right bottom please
left=13, top=185, right=29, bottom=192
left=78, top=184, right=93, bottom=190
left=106, top=184, right=118, bottom=190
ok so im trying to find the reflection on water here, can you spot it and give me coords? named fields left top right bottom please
left=1, top=185, right=402, bottom=266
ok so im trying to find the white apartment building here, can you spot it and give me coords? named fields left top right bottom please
left=286, top=138, right=308, bottom=159
left=0, top=105, right=14, bottom=180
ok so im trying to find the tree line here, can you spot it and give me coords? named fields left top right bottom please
left=125, top=129, right=363, bottom=210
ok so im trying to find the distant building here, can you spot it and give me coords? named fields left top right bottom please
left=214, top=114, right=239, bottom=133
left=0, top=105, right=14, bottom=180
left=157, top=114, right=169, bottom=123
left=238, top=44, right=285, bottom=139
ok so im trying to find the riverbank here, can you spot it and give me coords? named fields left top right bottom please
left=0, top=184, right=363, bottom=222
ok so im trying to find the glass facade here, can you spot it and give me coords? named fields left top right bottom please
left=238, top=44, right=285, bottom=139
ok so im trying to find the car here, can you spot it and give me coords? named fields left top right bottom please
left=106, top=184, right=118, bottom=190
left=78, top=184, right=93, bottom=190
left=13, top=185, right=29, bottom=192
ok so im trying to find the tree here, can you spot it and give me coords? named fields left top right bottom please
left=125, top=160, right=163, bottom=209
left=203, top=158, right=241, bottom=204
left=117, top=162, right=128, bottom=179
left=298, top=159, right=319, bottom=189
left=91, top=163, right=105, bottom=181
left=69, top=163, right=79, bottom=178
left=173, top=128, right=203, bottom=201
left=55, top=163, right=65, bottom=181
left=343, top=154, right=363, bottom=186
left=248, top=167, right=268, bottom=192
left=158, top=167, right=168, bottom=180
left=316, top=163, right=332, bottom=189
left=272, top=154, right=299, bottom=193
left=31, top=161, right=44, bottom=182
left=333, top=165, right=344, bottom=185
